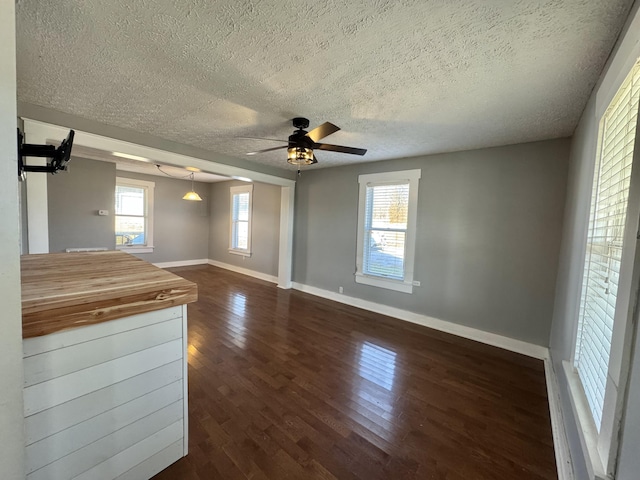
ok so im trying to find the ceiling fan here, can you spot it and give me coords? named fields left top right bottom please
left=246, top=117, right=367, bottom=167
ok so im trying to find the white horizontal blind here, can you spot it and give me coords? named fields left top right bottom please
left=363, top=182, right=409, bottom=280
left=575, top=60, right=640, bottom=430
left=232, top=192, right=250, bottom=250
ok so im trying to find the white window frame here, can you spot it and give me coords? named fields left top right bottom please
left=355, top=169, right=421, bottom=294
left=115, top=177, right=155, bottom=254
left=229, top=184, right=253, bottom=257
left=564, top=58, right=640, bottom=480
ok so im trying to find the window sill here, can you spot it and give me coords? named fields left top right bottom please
left=562, top=361, right=607, bottom=480
left=355, top=273, right=413, bottom=294
left=228, top=249, right=251, bottom=257
left=116, top=245, right=154, bottom=254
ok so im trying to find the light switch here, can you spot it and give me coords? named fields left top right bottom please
left=98, top=210, right=109, bottom=216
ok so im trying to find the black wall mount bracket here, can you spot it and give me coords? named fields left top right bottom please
left=17, top=129, right=75, bottom=179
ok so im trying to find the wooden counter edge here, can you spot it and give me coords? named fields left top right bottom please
left=22, top=281, right=198, bottom=339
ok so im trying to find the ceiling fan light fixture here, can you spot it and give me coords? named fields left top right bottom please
left=247, top=118, right=366, bottom=166
left=287, top=147, right=314, bottom=166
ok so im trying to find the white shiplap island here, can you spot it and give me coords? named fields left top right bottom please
left=21, top=251, right=197, bottom=480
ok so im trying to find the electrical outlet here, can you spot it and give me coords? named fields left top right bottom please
left=338, top=286, right=344, bottom=294
left=412, top=280, right=421, bottom=286
left=98, top=210, right=109, bottom=216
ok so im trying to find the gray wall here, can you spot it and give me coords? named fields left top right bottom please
left=548, top=94, right=595, bottom=480
left=48, top=157, right=116, bottom=252
left=46, top=158, right=210, bottom=264
left=209, top=180, right=280, bottom=277
left=294, top=139, right=570, bottom=346
left=117, top=171, right=209, bottom=264
left=548, top=92, right=597, bottom=480
left=549, top=2, right=640, bottom=477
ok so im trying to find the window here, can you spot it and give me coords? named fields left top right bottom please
left=355, top=169, right=421, bottom=293
left=567, top=59, right=640, bottom=477
left=115, top=177, right=154, bottom=253
left=229, top=184, right=253, bottom=256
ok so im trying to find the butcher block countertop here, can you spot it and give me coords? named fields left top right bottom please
left=21, top=251, right=198, bottom=338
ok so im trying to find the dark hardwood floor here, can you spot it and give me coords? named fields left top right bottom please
left=154, top=265, right=557, bottom=480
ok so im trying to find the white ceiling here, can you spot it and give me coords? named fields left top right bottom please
left=116, top=162, right=229, bottom=183
left=16, top=0, right=633, bottom=171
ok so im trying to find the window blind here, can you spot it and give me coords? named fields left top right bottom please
left=363, top=182, right=409, bottom=280
left=575, top=60, right=640, bottom=430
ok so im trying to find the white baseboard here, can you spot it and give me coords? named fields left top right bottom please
left=545, top=358, right=575, bottom=480
left=207, top=259, right=278, bottom=284
left=291, top=282, right=549, bottom=360
left=153, top=259, right=209, bottom=268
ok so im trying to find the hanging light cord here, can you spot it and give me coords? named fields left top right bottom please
left=155, top=164, right=193, bottom=179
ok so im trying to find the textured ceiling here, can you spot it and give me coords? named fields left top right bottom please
left=70, top=145, right=229, bottom=183
left=16, top=0, right=633, bottom=171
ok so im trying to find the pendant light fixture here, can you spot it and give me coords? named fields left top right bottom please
left=182, top=172, right=202, bottom=201
left=155, top=165, right=203, bottom=201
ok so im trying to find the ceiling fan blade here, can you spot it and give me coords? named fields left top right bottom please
left=246, top=145, right=288, bottom=155
left=314, top=143, right=367, bottom=156
left=306, top=122, right=340, bottom=142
